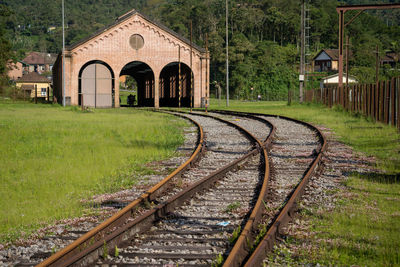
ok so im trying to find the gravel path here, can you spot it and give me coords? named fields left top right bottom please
left=93, top=112, right=272, bottom=266
left=97, top=154, right=264, bottom=266
left=155, top=112, right=255, bottom=203
left=255, top=115, right=319, bottom=228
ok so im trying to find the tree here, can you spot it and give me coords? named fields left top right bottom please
left=0, top=3, right=13, bottom=94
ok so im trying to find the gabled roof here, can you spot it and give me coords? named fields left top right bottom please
left=314, top=49, right=354, bottom=61
left=314, top=49, right=339, bottom=61
left=16, top=72, right=51, bottom=83
left=23, top=52, right=58, bottom=65
left=67, top=9, right=205, bottom=53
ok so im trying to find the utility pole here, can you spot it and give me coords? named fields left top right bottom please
left=299, top=0, right=305, bottom=103
left=190, top=20, right=193, bottom=112
left=336, top=4, right=400, bottom=89
left=205, top=33, right=209, bottom=113
left=346, top=35, right=349, bottom=87
left=226, top=0, right=229, bottom=107
left=62, top=0, right=66, bottom=107
left=375, top=45, right=379, bottom=85
left=178, top=45, right=181, bottom=109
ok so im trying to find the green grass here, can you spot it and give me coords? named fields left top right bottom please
left=292, top=174, right=400, bottom=266
left=209, top=99, right=400, bottom=172
left=300, top=174, right=400, bottom=266
left=0, top=101, right=186, bottom=243
left=119, top=90, right=137, bottom=106
left=207, top=98, right=400, bottom=265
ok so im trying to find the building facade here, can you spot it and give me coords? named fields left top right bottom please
left=23, top=52, right=58, bottom=74
left=53, top=9, right=210, bottom=108
left=15, top=72, right=51, bottom=99
left=313, top=49, right=339, bottom=72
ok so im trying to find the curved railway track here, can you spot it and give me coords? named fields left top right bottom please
left=211, top=110, right=326, bottom=266
left=5, top=110, right=326, bottom=267
left=91, top=112, right=274, bottom=266
left=14, top=111, right=270, bottom=267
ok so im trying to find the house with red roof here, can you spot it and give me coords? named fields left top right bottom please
left=15, top=72, right=51, bottom=100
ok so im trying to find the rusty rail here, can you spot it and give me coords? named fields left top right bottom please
left=247, top=113, right=326, bottom=266
left=53, top=112, right=267, bottom=266
left=38, top=111, right=271, bottom=267
left=220, top=113, right=275, bottom=266
left=37, top=113, right=204, bottom=267
left=212, top=110, right=326, bottom=266
left=160, top=110, right=277, bottom=267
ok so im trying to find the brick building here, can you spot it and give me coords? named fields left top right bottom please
left=53, top=9, right=210, bottom=108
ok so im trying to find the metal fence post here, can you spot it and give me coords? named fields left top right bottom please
left=375, top=83, right=379, bottom=121
left=385, top=81, right=390, bottom=124
left=381, top=81, right=385, bottom=122
left=397, top=78, right=400, bottom=130
left=391, top=78, right=396, bottom=126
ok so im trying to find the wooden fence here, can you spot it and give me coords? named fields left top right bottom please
left=305, top=77, right=400, bottom=129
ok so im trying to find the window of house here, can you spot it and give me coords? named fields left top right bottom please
left=327, top=61, right=331, bottom=68
left=41, top=88, right=46, bottom=96
left=41, top=65, right=45, bottom=71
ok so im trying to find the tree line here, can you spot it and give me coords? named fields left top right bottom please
left=1, top=0, right=400, bottom=100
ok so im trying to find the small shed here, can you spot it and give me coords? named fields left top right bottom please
left=321, top=73, right=358, bottom=87
left=15, top=72, right=51, bottom=99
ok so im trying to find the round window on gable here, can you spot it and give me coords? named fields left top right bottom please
left=129, top=34, right=144, bottom=50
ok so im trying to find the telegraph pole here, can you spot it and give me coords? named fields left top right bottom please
left=62, top=0, right=66, bottom=107
left=226, top=0, right=229, bottom=107
left=299, top=0, right=305, bottom=103
left=375, top=45, right=379, bottom=85
left=190, top=20, right=193, bottom=112
left=346, top=35, right=349, bottom=87
left=205, top=33, right=209, bottom=113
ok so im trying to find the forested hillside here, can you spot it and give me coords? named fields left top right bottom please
left=1, top=0, right=400, bottom=99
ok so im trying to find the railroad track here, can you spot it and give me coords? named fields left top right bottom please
left=8, top=111, right=270, bottom=266
left=6, top=110, right=326, bottom=266
left=211, top=110, right=326, bottom=266
left=91, top=112, right=274, bottom=266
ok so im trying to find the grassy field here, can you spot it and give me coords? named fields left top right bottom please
left=0, top=101, right=186, bottom=243
left=2, top=98, right=399, bottom=265
left=208, top=99, right=400, bottom=266
left=305, top=174, right=400, bottom=266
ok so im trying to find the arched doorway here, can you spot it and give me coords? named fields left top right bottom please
left=120, top=61, right=155, bottom=107
left=78, top=61, right=115, bottom=108
left=159, top=62, right=193, bottom=107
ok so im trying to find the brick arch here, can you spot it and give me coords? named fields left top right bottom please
left=159, top=62, right=193, bottom=107
left=120, top=61, right=155, bottom=107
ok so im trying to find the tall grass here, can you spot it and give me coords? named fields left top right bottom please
left=0, top=102, right=186, bottom=242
